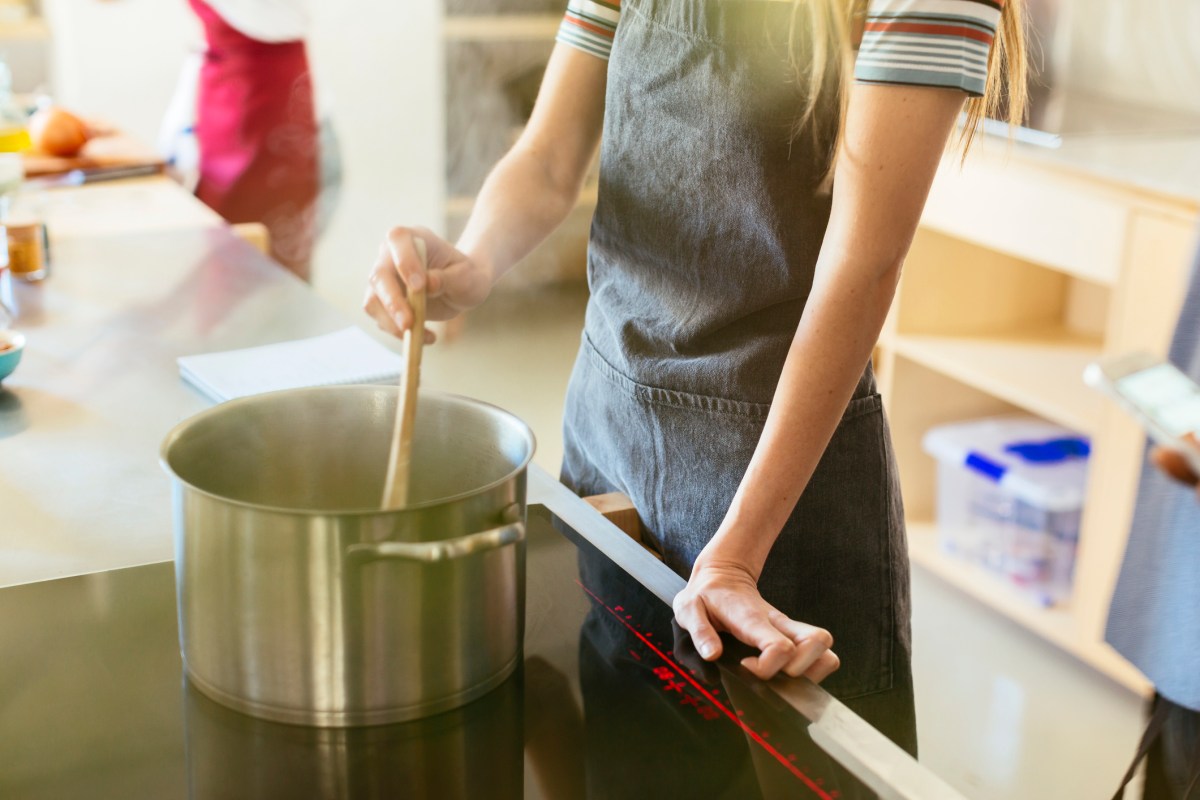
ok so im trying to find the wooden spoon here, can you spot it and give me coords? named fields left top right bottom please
left=381, top=237, right=428, bottom=509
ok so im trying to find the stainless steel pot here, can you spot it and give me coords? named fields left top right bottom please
left=161, top=386, right=536, bottom=727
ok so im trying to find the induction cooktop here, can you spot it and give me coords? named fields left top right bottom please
left=0, top=471, right=964, bottom=800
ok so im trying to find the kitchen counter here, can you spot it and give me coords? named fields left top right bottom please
left=0, top=224, right=352, bottom=588
left=955, top=83, right=1200, bottom=208
left=969, top=131, right=1200, bottom=211
left=16, top=175, right=223, bottom=240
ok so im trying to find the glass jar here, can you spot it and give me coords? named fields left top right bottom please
left=7, top=218, right=48, bottom=282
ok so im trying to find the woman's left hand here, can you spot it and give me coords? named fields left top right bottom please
left=672, top=555, right=840, bottom=682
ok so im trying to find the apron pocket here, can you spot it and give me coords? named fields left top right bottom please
left=582, top=336, right=773, bottom=420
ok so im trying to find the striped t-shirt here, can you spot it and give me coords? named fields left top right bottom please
left=556, top=0, right=1001, bottom=97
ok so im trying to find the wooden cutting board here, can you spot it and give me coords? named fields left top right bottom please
left=22, top=133, right=165, bottom=178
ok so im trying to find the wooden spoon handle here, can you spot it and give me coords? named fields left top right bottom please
left=382, top=237, right=428, bottom=509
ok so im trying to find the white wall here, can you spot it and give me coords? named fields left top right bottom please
left=41, top=0, right=444, bottom=318
left=308, top=0, right=444, bottom=315
left=42, top=0, right=200, bottom=142
left=1064, top=0, right=1200, bottom=115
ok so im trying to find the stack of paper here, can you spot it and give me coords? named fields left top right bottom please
left=178, top=327, right=404, bottom=403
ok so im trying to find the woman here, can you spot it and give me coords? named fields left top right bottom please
left=188, top=0, right=319, bottom=280
left=365, top=0, right=1026, bottom=749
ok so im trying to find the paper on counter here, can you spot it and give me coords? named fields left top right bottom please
left=178, top=327, right=403, bottom=403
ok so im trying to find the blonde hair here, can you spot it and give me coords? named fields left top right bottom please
left=790, top=0, right=1029, bottom=172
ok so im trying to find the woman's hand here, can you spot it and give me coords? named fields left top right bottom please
left=672, top=553, right=840, bottom=682
left=363, top=225, right=494, bottom=343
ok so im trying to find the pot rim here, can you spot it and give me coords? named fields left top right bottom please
left=160, top=385, right=537, bottom=517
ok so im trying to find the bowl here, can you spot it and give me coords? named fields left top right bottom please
left=0, top=329, right=24, bottom=383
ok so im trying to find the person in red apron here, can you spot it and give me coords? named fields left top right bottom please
left=365, top=0, right=1027, bottom=753
left=188, top=0, right=319, bottom=281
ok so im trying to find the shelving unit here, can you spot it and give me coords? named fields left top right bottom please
left=887, top=330, right=1104, bottom=434
left=446, top=180, right=598, bottom=219
left=877, top=142, right=1200, bottom=697
left=442, top=1, right=595, bottom=289
left=444, top=14, right=562, bottom=41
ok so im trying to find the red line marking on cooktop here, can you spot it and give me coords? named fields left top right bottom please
left=577, top=581, right=834, bottom=800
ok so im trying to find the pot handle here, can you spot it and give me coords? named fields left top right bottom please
left=346, top=507, right=525, bottom=564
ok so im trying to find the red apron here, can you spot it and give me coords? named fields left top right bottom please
left=189, top=0, right=319, bottom=280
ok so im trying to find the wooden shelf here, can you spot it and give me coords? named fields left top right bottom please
left=881, top=149, right=1200, bottom=717
left=445, top=194, right=474, bottom=217
left=446, top=181, right=598, bottom=218
left=0, top=17, right=49, bottom=39
left=886, top=329, right=1104, bottom=434
left=444, top=14, right=560, bottom=41
left=907, top=520, right=1151, bottom=696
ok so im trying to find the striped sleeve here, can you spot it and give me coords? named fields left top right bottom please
left=854, top=0, right=1002, bottom=97
left=555, top=0, right=620, bottom=61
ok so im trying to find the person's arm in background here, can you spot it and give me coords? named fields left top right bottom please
left=362, top=45, right=605, bottom=341
left=672, top=83, right=967, bottom=681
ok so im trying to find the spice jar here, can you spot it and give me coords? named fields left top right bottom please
left=7, top=218, right=48, bottom=282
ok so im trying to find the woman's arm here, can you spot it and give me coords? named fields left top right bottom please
left=673, top=83, right=967, bottom=680
left=363, top=45, right=606, bottom=340
left=457, top=44, right=607, bottom=284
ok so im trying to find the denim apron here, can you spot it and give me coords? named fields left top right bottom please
left=559, top=0, right=916, bottom=750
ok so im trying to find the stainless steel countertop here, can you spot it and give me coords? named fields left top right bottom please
left=0, top=227, right=361, bottom=588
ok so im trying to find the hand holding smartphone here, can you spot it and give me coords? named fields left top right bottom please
left=1084, top=352, right=1200, bottom=476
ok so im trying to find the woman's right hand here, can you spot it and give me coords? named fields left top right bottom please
left=363, top=225, right=494, bottom=343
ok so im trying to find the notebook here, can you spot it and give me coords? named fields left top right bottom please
left=178, top=327, right=404, bottom=403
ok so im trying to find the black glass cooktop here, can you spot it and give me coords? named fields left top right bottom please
left=0, top=505, right=879, bottom=799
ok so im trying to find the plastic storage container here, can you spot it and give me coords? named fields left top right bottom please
left=922, top=416, right=1090, bottom=606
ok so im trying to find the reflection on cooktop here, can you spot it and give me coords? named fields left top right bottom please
left=184, top=674, right=524, bottom=799
left=570, top=523, right=862, bottom=800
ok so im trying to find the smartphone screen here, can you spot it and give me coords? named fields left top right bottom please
left=1116, top=363, right=1200, bottom=437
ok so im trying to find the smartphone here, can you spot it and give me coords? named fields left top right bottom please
left=1085, top=352, right=1200, bottom=474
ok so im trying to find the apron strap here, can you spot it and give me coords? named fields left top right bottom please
left=1112, top=694, right=1173, bottom=800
